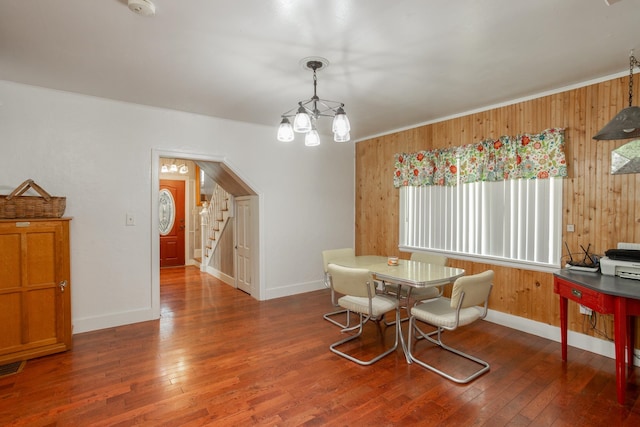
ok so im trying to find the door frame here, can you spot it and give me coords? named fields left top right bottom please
left=150, top=149, right=264, bottom=318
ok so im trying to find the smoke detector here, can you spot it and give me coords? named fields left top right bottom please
left=128, top=0, right=156, bottom=16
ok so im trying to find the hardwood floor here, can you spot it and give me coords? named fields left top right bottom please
left=2, top=266, right=640, bottom=426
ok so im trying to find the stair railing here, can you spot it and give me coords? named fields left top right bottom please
left=199, top=184, right=232, bottom=270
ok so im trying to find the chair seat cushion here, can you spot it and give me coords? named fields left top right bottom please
left=411, top=297, right=483, bottom=329
left=339, top=294, right=398, bottom=317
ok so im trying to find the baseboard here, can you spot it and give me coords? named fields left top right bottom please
left=73, top=307, right=157, bottom=334
left=266, top=280, right=326, bottom=300
left=205, top=266, right=235, bottom=288
left=484, top=309, right=639, bottom=367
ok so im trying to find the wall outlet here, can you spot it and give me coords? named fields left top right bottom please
left=579, top=304, right=592, bottom=315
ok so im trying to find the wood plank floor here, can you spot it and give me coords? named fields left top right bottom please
left=2, top=266, right=640, bottom=426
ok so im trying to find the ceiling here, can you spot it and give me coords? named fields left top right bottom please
left=1, top=0, right=640, bottom=142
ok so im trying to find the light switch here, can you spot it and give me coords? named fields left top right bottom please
left=567, top=224, right=575, bottom=232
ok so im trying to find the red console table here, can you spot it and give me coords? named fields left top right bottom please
left=554, top=270, right=640, bottom=405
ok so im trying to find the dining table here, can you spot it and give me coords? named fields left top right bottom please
left=329, top=256, right=465, bottom=363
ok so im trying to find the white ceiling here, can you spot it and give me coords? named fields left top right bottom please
left=1, top=0, right=639, bottom=142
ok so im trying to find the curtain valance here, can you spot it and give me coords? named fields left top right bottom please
left=393, top=128, right=567, bottom=187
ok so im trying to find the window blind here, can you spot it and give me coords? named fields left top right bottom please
left=399, top=177, right=563, bottom=270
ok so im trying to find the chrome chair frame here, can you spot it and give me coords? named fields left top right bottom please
left=407, top=270, right=493, bottom=383
left=328, top=264, right=400, bottom=366
left=322, top=248, right=355, bottom=328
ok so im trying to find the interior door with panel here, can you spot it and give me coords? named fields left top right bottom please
left=159, top=180, right=185, bottom=267
left=235, top=197, right=252, bottom=294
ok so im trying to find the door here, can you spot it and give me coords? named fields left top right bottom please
left=159, top=180, right=185, bottom=267
left=235, top=197, right=252, bottom=294
left=0, top=219, right=72, bottom=364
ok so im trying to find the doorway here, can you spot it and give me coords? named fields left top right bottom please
left=151, top=150, right=262, bottom=314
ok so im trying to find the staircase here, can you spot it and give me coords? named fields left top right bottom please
left=200, top=184, right=232, bottom=271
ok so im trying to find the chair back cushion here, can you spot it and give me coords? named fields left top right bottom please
left=450, top=270, right=494, bottom=309
left=327, top=264, right=374, bottom=298
left=322, top=248, right=355, bottom=272
left=410, top=251, right=448, bottom=266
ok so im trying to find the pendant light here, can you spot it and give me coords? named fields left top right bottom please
left=593, top=51, right=640, bottom=140
left=277, top=57, right=351, bottom=145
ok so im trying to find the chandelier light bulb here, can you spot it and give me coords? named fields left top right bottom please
left=293, top=106, right=312, bottom=133
left=332, top=107, right=350, bottom=135
left=305, top=128, right=320, bottom=146
left=179, top=165, right=189, bottom=174
left=334, top=131, right=351, bottom=143
left=169, top=164, right=178, bottom=173
left=277, top=117, right=295, bottom=142
left=161, top=164, right=169, bottom=173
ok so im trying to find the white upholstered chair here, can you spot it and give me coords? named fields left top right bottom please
left=327, top=263, right=399, bottom=365
left=407, top=270, right=494, bottom=383
left=322, top=248, right=355, bottom=327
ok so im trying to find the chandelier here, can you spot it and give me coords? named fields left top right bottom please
left=161, top=162, right=188, bottom=174
left=593, top=51, right=640, bottom=140
left=277, top=57, right=351, bottom=146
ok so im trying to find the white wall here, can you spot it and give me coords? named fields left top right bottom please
left=0, top=80, right=355, bottom=333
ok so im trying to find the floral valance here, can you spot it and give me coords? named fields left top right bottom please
left=393, top=128, right=567, bottom=187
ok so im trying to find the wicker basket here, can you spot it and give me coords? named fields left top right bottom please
left=0, top=179, right=66, bottom=219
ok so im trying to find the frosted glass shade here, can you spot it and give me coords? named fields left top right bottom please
left=332, top=108, right=350, bottom=135
left=277, top=118, right=295, bottom=142
left=293, top=107, right=312, bottom=133
left=305, top=129, right=320, bottom=146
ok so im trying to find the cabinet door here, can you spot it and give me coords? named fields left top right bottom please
left=0, top=219, right=72, bottom=364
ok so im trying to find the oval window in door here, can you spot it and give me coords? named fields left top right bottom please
left=158, top=189, right=175, bottom=235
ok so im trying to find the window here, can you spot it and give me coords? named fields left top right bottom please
left=399, top=177, right=563, bottom=271
left=394, top=128, right=566, bottom=272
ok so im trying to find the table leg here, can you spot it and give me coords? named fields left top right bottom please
left=625, top=316, right=635, bottom=376
left=628, top=315, right=635, bottom=377
left=614, top=297, right=627, bottom=405
left=396, top=284, right=411, bottom=363
left=560, top=295, right=568, bottom=361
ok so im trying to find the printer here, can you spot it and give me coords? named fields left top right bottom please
left=600, top=242, right=640, bottom=280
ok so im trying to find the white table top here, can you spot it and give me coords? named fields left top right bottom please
left=330, top=255, right=387, bottom=268
left=369, top=260, right=464, bottom=287
left=329, top=257, right=464, bottom=287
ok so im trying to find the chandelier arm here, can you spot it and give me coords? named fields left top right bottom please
left=293, top=99, right=345, bottom=117
left=280, top=106, right=302, bottom=118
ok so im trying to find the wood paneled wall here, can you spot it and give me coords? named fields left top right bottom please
left=355, top=73, right=640, bottom=339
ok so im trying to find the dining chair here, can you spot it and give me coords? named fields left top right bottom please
left=322, top=248, right=355, bottom=327
left=407, top=269, right=494, bottom=383
left=384, top=252, right=448, bottom=324
left=327, top=263, right=400, bottom=365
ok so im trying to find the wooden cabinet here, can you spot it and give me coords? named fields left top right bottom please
left=0, top=218, right=72, bottom=364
